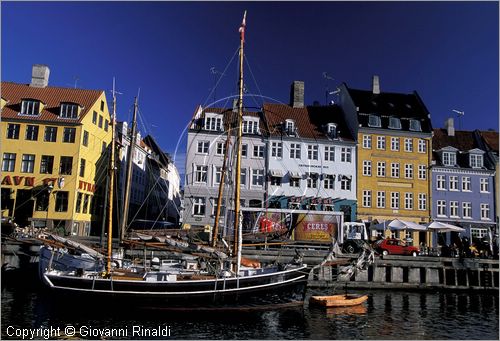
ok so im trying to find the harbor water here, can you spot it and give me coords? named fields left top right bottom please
left=1, top=276, right=498, bottom=340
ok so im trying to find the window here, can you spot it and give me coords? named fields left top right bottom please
left=253, top=145, right=264, bottom=158
left=377, top=191, right=385, bottom=208
left=391, top=137, right=399, bottom=151
left=326, top=123, right=337, bottom=138
left=290, top=177, right=300, bottom=188
left=290, top=143, right=301, bottom=159
left=243, top=120, right=259, bottom=134
left=388, top=117, right=401, bottom=129
left=241, top=144, right=248, bottom=157
left=480, top=178, right=489, bottom=193
left=450, top=201, right=459, bottom=217
left=35, top=192, right=49, bottom=211
left=324, top=146, right=335, bottom=161
left=340, top=177, right=351, bottom=191
left=75, top=193, right=83, bottom=213
left=20, top=100, right=40, bottom=116
left=197, top=141, right=209, bottom=154
left=251, top=169, right=264, bottom=187
left=270, top=176, right=282, bottom=186
left=215, top=141, right=226, bottom=156
left=240, top=168, right=247, bottom=187
left=363, top=160, right=372, bottom=176
left=368, top=114, right=381, bottom=127
left=21, top=154, right=35, bottom=173
left=418, top=139, right=426, bottom=153
left=404, top=138, right=413, bottom=152
left=405, top=164, right=413, bottom=179
left=2, top=153, right=16, bottom=172
left=362, top=190, right=371, bottom=207
left=100, top=100, right=105, bottom=111
left=214, top=166, right=222, bottom=185
left=442, top=152, right=456, bottom=166
left=194, top=165, right=208, bottom=183
left=104, top=120, right=109, bottom=132
left=44, top=126, right=57, bottom=142
left=98, top=115, right=103, bottom=128
left=307, top=145, right=318, bottom=160
left=377, top=136, right=385, bottom=150
left=82, top=194, right=90, bottom=214
left=25, top=125, right=39, bottom=141
left=306, top=173, right=318, bottom=188
left=211, top=198, right=226, bottom=216
left=391, top=192, right=399, bottom=209
left=377, top=162, right=386, bottom=177
left=471, top=228, right=487, bottom=239
left=7, top=124, right=20, bottom=139
left=323, top=174, right=335, bottom=189
left=82, top=131, right=89, bottom=147
left=470, top=154, right=483, bottom=168
left=404, top=193, right=413, bottom=210
left=462, top=202, right=472, bottom=218
left=63, top=128, right=76, bottom=143
left=55, top=191, right=69, bottom=212
left=418, top=165, right=426, bottom=180
left=59, top=156, right=73, bottom=175
left=449, top=176, right=458, bottom=191
left=285, top=119, right=296, bottom=135
left=436, top=175, right=446, bottom=190
left=362, top=135, right=371, bottom=149
left=192, top=197, right=206, bottom=216
left=437, top=200, right=446, bottom=216
left=480, top=204, right=490, bottom=220
left=92, top=111, right=97, bottom=124
left=418, top=193, right=427, bottom=210
left=409, top=119, right=422, bottom=132
left=60, top=103, right=78, bottom=118
left=271, top=142, right=282, bottom=158
left=341, top=147, right=351, bottom=162
left=462, top=177, right=471, bottom=191
left=40, top=155, right=54, bottom=174
left=391, top=163, right=400, bottom=178
left=79, top=159, right=86, bottom=177
left=205, top=116, right=222, bottom=131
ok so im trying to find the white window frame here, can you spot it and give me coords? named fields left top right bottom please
left=215, top=141, right=226, bottom=156
left=307, top=144, right=319, bottom=160
left=204, top=116, right=222, bottom=131
left=442, top=152, right=456, bottom=166
left=450, top=201, right=459, bottom=218
left=253, top=145, right=264, bottom=158
left=391, top=163, right=400, bottom=178
left=377, top=136, right=386, bottom=150
left=271, top=142, right=282, bottom=158
left=340, top=147, right=352, bottom=162
left=418, top=139, right=426, bottom=153
left=362, top=135, right=371, bottom=149
left=418, top=193, right=427, bottom=211
left=437, top=175, right=446, bottom=190
left=404, top=138, right=413, bottom=152
left=480, top=178, right=489, bottom=193
left=462, top=177, right=471, bottom=191
left=377, top=191, right=385, bottom=208
left=323, top=175, right=334, bottom=189
left=404, top=193, right=413, bottom=210
left=194, top=165, right=208, bottom=184
left=362, top=190, right=371, bottom=207
left=391, top=192, right=399, bottom=209
left=363, top=160, right=372, bottom=176
left=437, top=200, right=446, bottom=217
left=192, top=197, right=206, bottom=216
left=462, top=202, right=472, bottom=218
left=391, top=137, right=399, bottom=151
left=470, top=154, right=483, bottom=168
left=197, top=141, right=209, bottom=154
left=377, top=161, right=386, bottom=177
left=251, top=169, right=264, bottom=187
left=480, top=203, right=490, bottom=220
left=404, top=164, right=413, bottom=179
left=449, top=176, right=458, bottom=191
left=324, top=146, right=335, bottom=161
left=290, top=143, right=301, bottom=159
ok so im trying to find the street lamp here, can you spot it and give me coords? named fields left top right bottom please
left=46, top=184, right=53, bottom=229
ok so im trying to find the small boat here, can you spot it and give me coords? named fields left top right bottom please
left=325, top=304, right=367, bottom=316
left=310, top=294, right=368, bottom=307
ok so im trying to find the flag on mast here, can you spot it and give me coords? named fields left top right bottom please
left=239, top=10, right=247, bottom=42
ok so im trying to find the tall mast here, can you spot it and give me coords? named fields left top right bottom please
left=233, top=10, right=246, bottom=262
left=106, top=79, right=118, bottom=274
left=120, top=96, right=138, bottom=242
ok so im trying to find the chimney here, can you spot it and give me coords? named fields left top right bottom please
left=30, top=64, right=50, bottom=88
left=372, top=75, right=380, bottom=94
left=290, top=81, right=304, bottom=108
left=444, top=117, right=455, bottom=137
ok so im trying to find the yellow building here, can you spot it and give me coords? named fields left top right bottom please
left=339, top=77, right=433, bottom=244
left=1, top=65, right=112, bottom=236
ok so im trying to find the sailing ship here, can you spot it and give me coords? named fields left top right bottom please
left=38, top=11, right=308, bottom=307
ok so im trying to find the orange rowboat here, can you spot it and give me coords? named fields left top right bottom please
left=310, top=294, right=368, bottom=307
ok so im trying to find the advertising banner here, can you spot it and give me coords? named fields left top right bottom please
left=293, top=213, right=341, bottom=242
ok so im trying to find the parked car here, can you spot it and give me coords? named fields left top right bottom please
left=372, top=238, right=419, bottom=257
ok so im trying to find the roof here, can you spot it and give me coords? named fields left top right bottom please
left=1, top=82, right=104, bottom=124
left=262, top=103, right=354, bottom=141
left=479, top=130, right=499, bottom=154
left=344, top=86, right=432, bottom=133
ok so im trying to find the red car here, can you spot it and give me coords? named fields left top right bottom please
left=373, top=238, right=419, bottom=257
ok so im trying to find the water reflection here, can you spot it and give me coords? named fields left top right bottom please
left=2, top=282, right=499, bottom=340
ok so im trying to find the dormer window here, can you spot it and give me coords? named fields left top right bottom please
left=470, top=154, right=483, bottom=168
left=368, top=114, right=381, bottom=128
left=285, top=119, right=296, bottom=136
left=242, top=119, right=259, bottom=134
left=20, top=99, right=40, bottom=116
left=388, top=117, right=401, bottom=130
left=442, top=151, right=457, bottom=166
left=326, top=123, right=337, bottom=138
left=409, top=119, right=422, bottom=132
left=204, top=115, right=222, bottom=131
left=60, top=103, right=79, bottom=119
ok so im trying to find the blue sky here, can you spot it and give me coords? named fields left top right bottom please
left=2, top=2, right=498, bottom=181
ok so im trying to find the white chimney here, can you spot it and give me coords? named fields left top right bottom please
left=445, top=117, right=455, bottom=137
left=372, top=75, right=380, bottom=94
left=30, top=64, right=50, bottom=88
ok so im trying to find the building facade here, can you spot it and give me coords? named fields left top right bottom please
left=339, top=76, right=433, bottom=243
left=262, top=82, right=357, bottom=222
left=431, top=119, right=497, bottom=246
left=1, top=65, right=112, bottom=236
